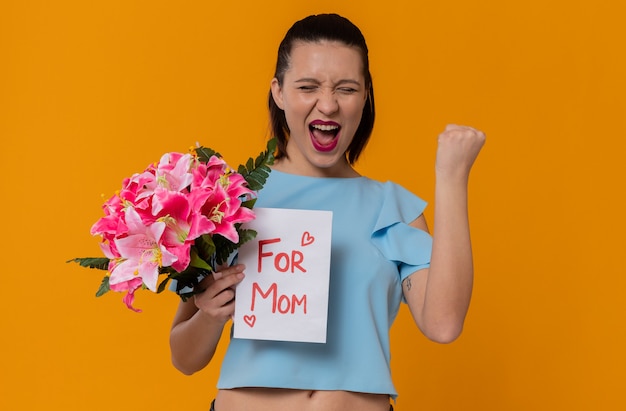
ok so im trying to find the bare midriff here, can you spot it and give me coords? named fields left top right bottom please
left=215, top=388, right=391, bottom=411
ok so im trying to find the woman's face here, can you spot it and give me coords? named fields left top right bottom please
left=271, top=40, right=368, bottom=177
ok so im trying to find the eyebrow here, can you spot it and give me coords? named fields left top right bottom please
left=294, top=78, right=362, bottom=86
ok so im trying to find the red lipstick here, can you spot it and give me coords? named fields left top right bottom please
left=309, top=120, right=340, bottom=152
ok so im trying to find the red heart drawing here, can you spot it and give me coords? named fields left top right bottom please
left=301, top=231, right=315, bottom=246
left=244, top=314, right=256, bottom=328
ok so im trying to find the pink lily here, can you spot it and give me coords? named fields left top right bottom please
left=155, top=152, right=194, bottom=192
left=191, top=155, right=229, bottom=189
left=109, top=276, right=144, bottom=312
left=151, top=188, right=212, bottom=272
left=124, top=170, right=158, bottom=205
left=109, top=207, right=178, bottom=293
left=190, top=178, right=255, bottom=243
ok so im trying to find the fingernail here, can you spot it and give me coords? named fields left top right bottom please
left=212, top=271, right=223, bottom=280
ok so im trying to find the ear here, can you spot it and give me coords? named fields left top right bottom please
left=270, top=78, right=285, bottom=110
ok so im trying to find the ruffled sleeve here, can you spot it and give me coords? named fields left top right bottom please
left=371, top=182, right=433, bottom=282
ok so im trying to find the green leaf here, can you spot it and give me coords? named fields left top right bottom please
left=211, top=228, right=258, bottom=265
left=196, top=235, right=216, bottom=261
left=254, top=152, right=264, bottom=167
left=67, top=257, right=110, bottom=270
left=245, top=174, right=264, bottom=190
left=211, top=235, right=236, bottom=266
left=237, top=228, right=258, bottom=246
left=194, top=146, right=221, bottom=162
left=189, top=247, right=213, bottom=270
left=241, top=198, right=257, bottom=209
left=254, top=167, right=270, bottom=179
left=266, top=137, right=277, bottom=155
left=239, top=138, right=277, bottom=191
left=157, top=277, right=170, bottom=294
left=170, top=265, right=212, bottom=297
left=95, top=275, right=110, bottom=297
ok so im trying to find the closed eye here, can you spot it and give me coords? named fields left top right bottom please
left=297, top=85, right=318, bottom=91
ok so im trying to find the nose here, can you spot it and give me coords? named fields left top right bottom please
left=316, top=89, right=339, bottom=116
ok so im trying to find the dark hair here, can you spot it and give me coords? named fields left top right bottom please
left=268, top=13, right=375, bottom=164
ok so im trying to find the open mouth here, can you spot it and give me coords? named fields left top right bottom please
left=309, top=122, right=340, bottom=152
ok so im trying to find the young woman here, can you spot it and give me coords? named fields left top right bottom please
left=170, top=13, right=485, bottom=411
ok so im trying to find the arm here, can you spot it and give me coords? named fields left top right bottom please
left=169, top=264, right=245, bottom=375
left=403, top=124, right=485, bottom=343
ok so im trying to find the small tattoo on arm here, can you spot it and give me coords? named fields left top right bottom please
left=405, top=277, right=413, bottom=291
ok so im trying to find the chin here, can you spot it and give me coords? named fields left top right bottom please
left=310, top=154, right=350, bottom=173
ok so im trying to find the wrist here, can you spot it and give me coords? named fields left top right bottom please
left=195, top=308, right=229, bottom=329
left=435, top=170, right=469, bottom=188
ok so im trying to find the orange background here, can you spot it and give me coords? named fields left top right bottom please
left=1, top=1, right=625, bottom=410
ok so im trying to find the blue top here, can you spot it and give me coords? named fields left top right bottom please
left=217, top=170, right=433, bottom=399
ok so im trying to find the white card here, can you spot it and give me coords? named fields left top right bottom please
left=234, top=208, right=332, bottom=343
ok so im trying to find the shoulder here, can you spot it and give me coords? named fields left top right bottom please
left=369, top=180, right=428, bottom=227
left=377, top=179, right=427, bottom=208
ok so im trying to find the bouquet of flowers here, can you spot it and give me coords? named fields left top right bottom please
left=68, top=139, right=276, bottom=312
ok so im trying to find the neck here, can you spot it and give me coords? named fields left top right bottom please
left=272, top=157, right=360, bottom=178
